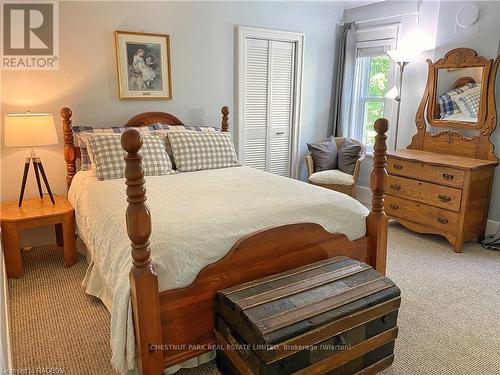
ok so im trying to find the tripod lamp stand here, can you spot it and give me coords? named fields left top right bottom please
left=4, top=112, right=58, bottom=207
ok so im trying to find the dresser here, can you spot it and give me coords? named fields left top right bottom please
left=385, top=150, right=497, bottom=252
left=384, top=48, right=499, bottom=252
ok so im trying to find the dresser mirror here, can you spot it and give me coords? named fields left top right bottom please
left=433, top=67, right=485, bottom=124
left=410, top=48, right=499, bottom=161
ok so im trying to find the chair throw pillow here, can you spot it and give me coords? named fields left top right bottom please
left=337, top=139, right=361, bottom=175
left=307, top=136, right=338, bottom=172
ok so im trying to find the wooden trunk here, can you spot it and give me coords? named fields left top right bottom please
left=215, top=256, right=400, bottom=375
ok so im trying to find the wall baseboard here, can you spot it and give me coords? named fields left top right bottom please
left=356, top=185, right=500, bottom=237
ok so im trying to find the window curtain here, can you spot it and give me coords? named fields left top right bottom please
left=331, top=22, right=356, bottom=137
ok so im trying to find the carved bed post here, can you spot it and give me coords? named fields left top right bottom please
left=121, top=128, right=163, bottom=375
left=221, top=106, right=229, bottom=132
left=61, top=107, right=77, bottom=189
left=367, top=118, right=389, bottom=275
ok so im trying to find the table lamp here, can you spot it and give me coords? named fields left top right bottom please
left=4, top=112, right=58, bottom=207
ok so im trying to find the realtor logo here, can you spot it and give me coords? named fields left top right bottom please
left=2, top=0, right=59, bottom=69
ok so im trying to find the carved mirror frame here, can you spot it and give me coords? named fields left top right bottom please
left=409, top=48, right=500, bottom=162
left=427, top=48, right=491, bottom=129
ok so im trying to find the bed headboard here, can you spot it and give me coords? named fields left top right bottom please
left=60, top=106, right=230, bottom=189
left=451, top=76, right=476, bottom=90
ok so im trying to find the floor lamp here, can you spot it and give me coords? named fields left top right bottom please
left=4, top=112, right=58, bottom=207
left=386, top=49, right=418, bottom=150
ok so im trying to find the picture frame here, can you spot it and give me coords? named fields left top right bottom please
left=115, top=30, right=172, bottom=100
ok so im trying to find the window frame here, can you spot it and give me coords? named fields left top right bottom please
left=349, top=24, right=399, bottom=152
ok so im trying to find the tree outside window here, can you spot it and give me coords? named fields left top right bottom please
left=355, top=54, right=390, bottom=147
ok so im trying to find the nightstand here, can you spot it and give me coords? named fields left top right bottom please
left=0, top=195, right=77, bottom=278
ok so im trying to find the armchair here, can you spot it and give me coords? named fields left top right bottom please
left=305, top=137, right=366, bottom=198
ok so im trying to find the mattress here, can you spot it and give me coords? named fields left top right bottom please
left=68, top=166, right=369, bottom=374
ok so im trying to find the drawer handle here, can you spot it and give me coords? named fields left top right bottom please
left=275, top=131, right=285, bottom=135
left=442, top=173, right=454, bottom=180
left=390, top=184, right=401, bottom=191
left=389, top=204, right=399, bottom=210
left=437, top=217, right=448, bottom=224
left=438, top=195, right=451, bottom=203
left=393, top=164, right=403, bottom=170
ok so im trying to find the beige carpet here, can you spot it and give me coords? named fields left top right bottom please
left=8, top=223, right=500, bottom=375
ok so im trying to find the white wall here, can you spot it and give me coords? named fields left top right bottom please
left=1, top=1, right=346, bottom=246
left=354, top=1, right=500, bottom=223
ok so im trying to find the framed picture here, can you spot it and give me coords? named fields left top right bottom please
left=115, top=30, right=172, bottom=100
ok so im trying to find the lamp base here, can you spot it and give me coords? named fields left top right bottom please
left=18, top=155, right=55, bottom=207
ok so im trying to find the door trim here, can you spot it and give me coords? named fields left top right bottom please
left=237, top=26, right=305, bottom=179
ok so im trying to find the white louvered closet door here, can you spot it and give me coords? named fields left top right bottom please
left=242, top=38, right=295, bottom=177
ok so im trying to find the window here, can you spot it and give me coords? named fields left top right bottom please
left=355, top=54, right=390, bottom=146
left=350, top=25, right=398, bottom=149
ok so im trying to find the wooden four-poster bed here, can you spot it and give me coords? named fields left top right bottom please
left=60, top=106, right=389, bottom=375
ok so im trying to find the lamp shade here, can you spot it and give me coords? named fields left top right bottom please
left=4, top=112, right=58, bottom=147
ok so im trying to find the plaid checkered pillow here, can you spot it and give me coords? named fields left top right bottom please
left=168, top=132, right=239, bottom=172
left=153, top=126, right=220, bottom=168
left=86, top=134, right=176, bottom=181
left=458, top=91, right=481, bottom=118
left=73, top=126, right=156, bottom=170
left=437, top=83, right=477, bottom=118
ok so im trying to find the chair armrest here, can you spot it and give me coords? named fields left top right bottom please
left=305, top=155, right=314, bottom=177
left=352, top=144, right=367, bottom=183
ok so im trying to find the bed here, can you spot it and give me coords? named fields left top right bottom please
left=61, top=106, right=389, bottom=375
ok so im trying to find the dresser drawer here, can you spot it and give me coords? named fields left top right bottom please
left=385, top=175, right=462, bottom=212
left=385, top=195, right=458, bottom=233
left=387, top=157, right=465, bottom=188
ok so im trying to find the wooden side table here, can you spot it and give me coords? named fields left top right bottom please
left=0, top=195, right=77, bottom=278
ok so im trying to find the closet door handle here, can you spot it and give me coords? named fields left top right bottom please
left=437, top=217, right=448, bottom=224
left=275, top=131, right=285, bottom=135
left=442, top=173, right=454, bottom=180
left=390, top=184, right=401, bottom=191
left=438, top=195, right=451, bottom=203
left=389, top=204, right=399, bottom=210
left=393, top=164, right=403, bottom=170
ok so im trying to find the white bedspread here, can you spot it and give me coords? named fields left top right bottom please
left=68, top=166, right=369, bottom=374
